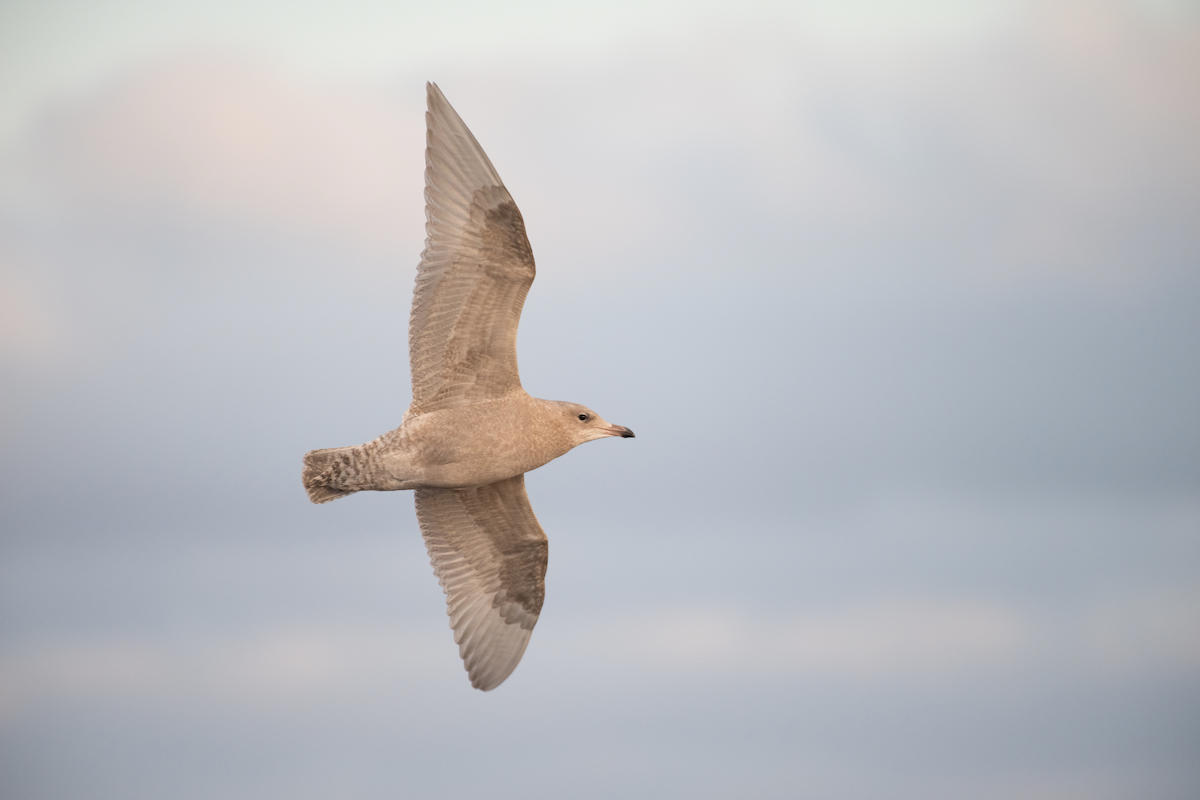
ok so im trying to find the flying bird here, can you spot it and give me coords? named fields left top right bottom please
left=302, top=83, right=634, bottom=691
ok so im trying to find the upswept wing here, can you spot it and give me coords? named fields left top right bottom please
left=408, top=83, right=536, bottom=415
left=415, top=474, right=548, bottom=691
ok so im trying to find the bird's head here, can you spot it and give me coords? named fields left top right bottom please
left=557, top=402, right=635, bottom=447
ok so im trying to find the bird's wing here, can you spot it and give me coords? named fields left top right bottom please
left=408, top=83, right=535, bottom=415
left=415, top=474, right=548, bottom=691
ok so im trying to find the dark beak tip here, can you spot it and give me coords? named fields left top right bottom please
left=621, top=428, right=635, bottom=439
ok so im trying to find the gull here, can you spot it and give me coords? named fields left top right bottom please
left=301, top=83, right=634, bottom=691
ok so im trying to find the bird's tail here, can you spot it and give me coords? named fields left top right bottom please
left=302, top=446, right=362, bottom=504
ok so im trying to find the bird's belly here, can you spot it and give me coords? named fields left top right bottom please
left=415, top=458, right=531, bottom=489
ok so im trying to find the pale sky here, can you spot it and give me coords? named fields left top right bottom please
left=1, top=2, right=1198, bottom=798
left=0, top=0, right=1112, bottom=147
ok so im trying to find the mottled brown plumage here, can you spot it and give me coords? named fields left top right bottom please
left=302, top=83, right=633, bottom=691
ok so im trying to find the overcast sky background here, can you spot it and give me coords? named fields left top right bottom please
left=1, top=1, right=1198, bottom=798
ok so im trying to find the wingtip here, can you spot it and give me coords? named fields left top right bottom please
left=463, top=623, right=534, bottom=692
left=420, top=81, right=505, bottom=189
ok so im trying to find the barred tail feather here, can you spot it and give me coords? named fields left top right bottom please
left=302, top=446, right=361, bottom=504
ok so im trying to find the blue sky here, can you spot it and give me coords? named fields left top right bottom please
left=1, top=1, right=1198, bottom=798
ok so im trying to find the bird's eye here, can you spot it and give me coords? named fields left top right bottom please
left=578, top=414, right=588, bottom=421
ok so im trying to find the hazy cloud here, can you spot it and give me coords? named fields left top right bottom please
left=16, top=54, right=424, bottom=258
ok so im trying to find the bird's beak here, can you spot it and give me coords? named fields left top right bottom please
left=601, top=425, right=635, bottom=438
